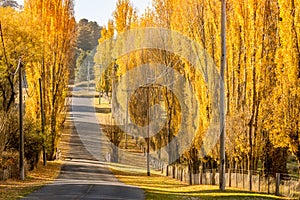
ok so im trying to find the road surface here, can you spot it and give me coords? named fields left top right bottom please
left=24, top=87, right=144, bottom=200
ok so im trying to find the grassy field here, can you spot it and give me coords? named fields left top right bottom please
left=110, top=165, right=289, bottom=200
left=0, top=161, right=61, bottom=200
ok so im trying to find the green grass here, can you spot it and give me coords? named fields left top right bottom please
left=110, top=164, right=290, bottom=200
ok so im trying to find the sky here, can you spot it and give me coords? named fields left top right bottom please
left=16, top=0, right=151, bottom=26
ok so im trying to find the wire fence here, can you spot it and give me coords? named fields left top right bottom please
left=149, top=156, right=300, bottom=198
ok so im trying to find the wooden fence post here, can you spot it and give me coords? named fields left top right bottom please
left=204, top=170, right=207, bottom=185
left=228, top=168, right=231, bottom=187
left=258, top=171, right=261, bottom=192
left=199, top=166, right=203, bottom=185
left=212, top=169, right=216, bottom=185
left=180, top=167, right=183, bottom=181
left=268, top=174, right=270, bottom=194
left=189, top=167, right=192, bottom=185
left=235, top=168, right=238, bottom=188
left=166, top=165, right=169, bottom=176
left=242, top=169, right=245, bottom=189
left=172, top=166, right=175, bottom=179
left=249, top=170, right=253, bottom=191
left=275, top=173, right=280, bottom=196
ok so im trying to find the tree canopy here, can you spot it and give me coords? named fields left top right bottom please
left=95, top=0, right=300, bottom=177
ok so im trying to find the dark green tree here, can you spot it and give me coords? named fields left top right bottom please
left=75, top=49, right=95, bottom=82
left=0, top=0, right=19, bottom=8
left=76, top=19, right=102, bottom=51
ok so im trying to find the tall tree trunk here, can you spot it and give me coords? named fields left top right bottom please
left=50, top=108, right=57, bottom=160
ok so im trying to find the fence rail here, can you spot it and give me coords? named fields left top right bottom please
left=149, top=157, right=300, bottom=198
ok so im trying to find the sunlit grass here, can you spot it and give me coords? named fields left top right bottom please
left=0, top=161, right=61, bottom=200
left=110, top=163, right=290, bottom=200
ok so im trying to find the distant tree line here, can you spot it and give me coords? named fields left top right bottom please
left=75, top=19, right=102, bottom=83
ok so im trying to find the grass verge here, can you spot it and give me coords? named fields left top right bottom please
left=0, top=161, right=61, bottom=200
left=110, top=165, right=290, bottom=200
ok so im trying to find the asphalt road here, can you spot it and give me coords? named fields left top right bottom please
left=23, top=87, right=145, bottom=200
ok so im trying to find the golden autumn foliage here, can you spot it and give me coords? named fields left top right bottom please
left=23, top=0, right=76, bottom=160
left=0, top=1, right=76, bottom=160
left=95, top=0, right=300, bottom=175
left=0, top=6, right=47, bottom=159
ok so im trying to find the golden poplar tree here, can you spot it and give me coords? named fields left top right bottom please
left=24, top=0, right=76, bottom=160
left=95, top=0, right=300, bottom=178
left=271, top=0, right=300, bottom=175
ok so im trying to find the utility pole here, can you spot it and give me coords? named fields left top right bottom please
left=121, top=89, right=130, bottom=149
left=124, top=75, right=129, bottom=149
left=98, top=64, right=102, bottom=105
left=18, top=58, right=24, bottom=181
left=219, top=0, right=227, bottom=191
left=140, top=85, right=154, bottom=176
left=111, top=61, right=119, bottom=162
left=39, top=78, right=46, bottom=166
left=124, top=17, right=131, bottom=150
left=141, top=84, right=160, bottom=176
left=87, top=61, right=90, bottom=92
left=146, top=86, right=150, bottom=176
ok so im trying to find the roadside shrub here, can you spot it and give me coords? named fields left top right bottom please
left=24, top=128, right=43, bottom=170
left=0, top=109, right=18, bottom=154
left=0, top=151, right=21, bottom=179
left=6, top=116, right=43, bottom=171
